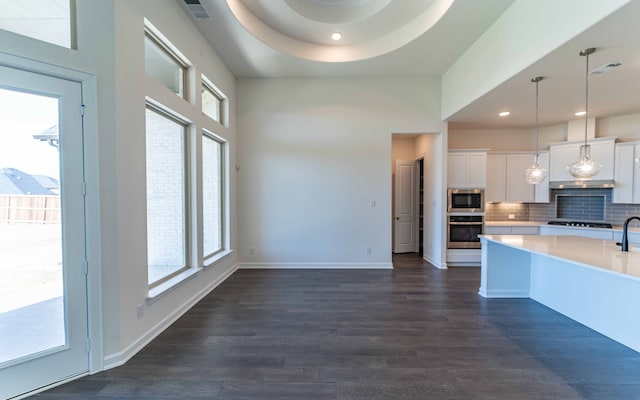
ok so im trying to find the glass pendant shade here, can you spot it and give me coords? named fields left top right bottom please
left=569, top=47, right=600, bottom=181
left=567, top=144, right=601, bottom=180
left=526, top=76, right=546, bottom=184
left=526, top=161, right=547, bottom=184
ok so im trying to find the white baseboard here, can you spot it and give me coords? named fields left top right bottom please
left=239, top=262, right=393, bottom=269
left=102, top=263, right=238, bottom=370
left=423, top=255, right=447, bottom=269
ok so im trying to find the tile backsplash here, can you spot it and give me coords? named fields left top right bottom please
left=485, top=203, right=529, bottom=221
left=488, top=188, right=640, bottom=226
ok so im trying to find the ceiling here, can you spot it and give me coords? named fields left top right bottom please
left=183, top=0, right=640, bottom=129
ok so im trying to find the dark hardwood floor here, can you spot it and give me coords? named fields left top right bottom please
left=36, top=261, right=640, bottom=399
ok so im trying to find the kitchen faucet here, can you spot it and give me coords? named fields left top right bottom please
left=621, top=216, right=640, bottom=252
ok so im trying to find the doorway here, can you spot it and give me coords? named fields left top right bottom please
left=391, top=135, right=425, bottom=257
left=0, top=65, right=89, bottom=399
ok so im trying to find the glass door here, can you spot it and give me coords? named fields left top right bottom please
left=0, top=65, right=88, bottom=399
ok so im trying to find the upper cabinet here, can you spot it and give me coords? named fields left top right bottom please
left=448, top=151, right=486, bottom=188
left=613, top=142, right=640, bottom=204
left=485, top=152, right=548, bottom=203
left=549, top=137, right=616, bottom=182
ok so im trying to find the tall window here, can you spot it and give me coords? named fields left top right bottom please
left=201, top=77, right=225, bottom=124
left=0, top=0, right=74, bottom=48
left=145, top=106, right=188, bottom=286
left=144, top=30, right=187, bottom=98
left=202, top=132, right=224, bottom=259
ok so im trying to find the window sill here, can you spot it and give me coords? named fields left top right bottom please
left=147, top=267, right=200, bottom=304
left=203, top=249, right=233, bottom=269
left=146, top=250, right=233, bottom=303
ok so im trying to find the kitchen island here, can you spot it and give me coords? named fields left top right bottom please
left=479, top=234, right=640, bottom=353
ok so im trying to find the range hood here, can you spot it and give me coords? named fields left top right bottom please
left=549, top=179, right=615, bottom=189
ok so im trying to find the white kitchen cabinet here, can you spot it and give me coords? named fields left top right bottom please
left=485, top=153, right=537, bottom=203
left=506, top=154, right=535, bottom=202
left=539, top=225, right=614, bottom=241
left=533, top=151, right=550, bottom=203
left=485, top=154, right=506, bottom=202
left=485, top=225, right=539, bottom=235
left=448, top=151, right=486, bottom=188
left=549, top=137, right=616, bottom=182
left=613, top=142, right=640, bottom=204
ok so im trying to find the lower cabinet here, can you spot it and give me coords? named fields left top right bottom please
left=539, top=225, right=614, bottom=240
left=485, top=226, right=539, bottom=235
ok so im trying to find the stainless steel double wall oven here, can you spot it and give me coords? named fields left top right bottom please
left=447, top=189, right=484, bottom=249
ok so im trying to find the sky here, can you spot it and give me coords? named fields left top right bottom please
left=0, top=87, right=60, bottom=179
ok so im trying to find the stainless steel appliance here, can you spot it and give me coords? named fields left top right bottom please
left=447, top=214, right=484, bottom=249
left=547, top=220, right=612, bottom=228
left=448, top=188, right=484, bottom=213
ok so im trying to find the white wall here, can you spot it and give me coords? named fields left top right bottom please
left=597, top=113, right=640, bottom=142
left=415, top=133, right=446, bottom=268
left=0, top=0, right=238, bottom=370
left=237, top=77, right=444, bottom=267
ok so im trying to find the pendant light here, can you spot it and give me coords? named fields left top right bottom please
left=526, top=76, right=547, bottom=184
left=567, top=47, right=601, bottom=180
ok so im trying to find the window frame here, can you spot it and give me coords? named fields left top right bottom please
left=201, top=130, right=226, bottom=262
left=144, top=102, right=191, bottom=289
left=144, top=28, right=189, bottom=99
left=201, top=75, right=227, bottom=126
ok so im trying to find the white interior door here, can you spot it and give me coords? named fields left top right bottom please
left=0, top=66, right=88, bottom=399
left=394, top=160, right=416, bottom=253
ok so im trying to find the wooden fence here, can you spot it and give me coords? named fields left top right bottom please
left=0, top=195, right=60, bottom=224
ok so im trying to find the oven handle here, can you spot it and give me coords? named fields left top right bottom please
left=448, top=222, right=484, bottom=225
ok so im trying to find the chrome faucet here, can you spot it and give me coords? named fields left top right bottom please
left=621, top=216, right=640, bottom=252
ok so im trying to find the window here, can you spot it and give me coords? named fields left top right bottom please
left=202, top=132, right=224, bottom=259
left=0, top=0, right=74, bottom=48
left=144, top=31, right=187, bottom=98
left=201, top=77, right=225, bottom=124
left=145, top=105, right=188, bottom=286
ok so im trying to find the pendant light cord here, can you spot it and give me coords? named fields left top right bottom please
left=531, top=76, right=543, bottom=164
left=580, top=48, right=595, bottom=147
left=584, top=50, right=589, bottom=147
left=535, top=78, right=539, bottom=161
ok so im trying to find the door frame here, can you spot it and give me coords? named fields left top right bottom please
left=414, top=155, right=425, bottom=255
left=0, top=52, right=103, bottom=375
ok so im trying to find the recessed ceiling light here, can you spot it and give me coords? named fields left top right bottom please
left=331, top=32, right=343, bottom=41
left=498, top=111, right=510, bottom=117
left=575, top=111, right=587, bottom=116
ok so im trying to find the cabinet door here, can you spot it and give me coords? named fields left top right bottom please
left=466, top=152, right=487, bottom=187
left=590, top=140, right=615, bottom=180
left=506, top=154, right=534, bottom=202
left=634, top=145, right=640, bottom=203
left=485, top=226, right=512, bottom=235
left=550, top=144, right=578, bottom=182
left=485, top=154, right=506, bottom=202
left=511, top=226, right=539, bottom=235
left=447, top=152, right=467, bottom=188
left=613, top=144, right=634, bottom=204
left=533, top=151, right=550, bottom=203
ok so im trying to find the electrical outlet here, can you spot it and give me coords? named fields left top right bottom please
left=508, top=214, right=515, bottom=219
left=249, top=248, right=255, bottom=255
left=136, top=304, right=144, bottom=319
left=370, top=200, right=376, bottom=207
left=366, top=247, right=372, bottom=255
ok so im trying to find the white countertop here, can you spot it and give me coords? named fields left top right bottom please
left=481, top=234, right=640, bottom=280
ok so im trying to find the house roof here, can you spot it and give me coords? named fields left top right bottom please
left=0, top=168, right=58, bottom=195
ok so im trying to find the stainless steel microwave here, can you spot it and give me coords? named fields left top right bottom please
left=447, top=188, right=484, bottom=213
